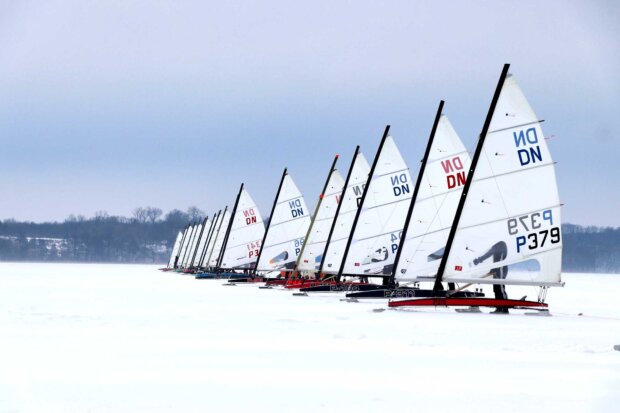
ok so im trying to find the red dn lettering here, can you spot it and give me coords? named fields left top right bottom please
left=242, top=208, right=257, bottom=225
left=441, top=156, right=466, bottom=189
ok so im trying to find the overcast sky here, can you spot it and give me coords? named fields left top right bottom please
left=0, top=0, right=618, bottom=226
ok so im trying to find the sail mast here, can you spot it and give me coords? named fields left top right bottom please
left=318, top=146, right=359, bottom=275
left=174, top=224, right=189, bottom=268
left=216, top=183, right=244, bottom=270
left=433, top=64, right=510, bottom=291
left=337, top=125, right=390, bottom=279
left=294, top=155, right=339, bottom=275
left=198, top=212, right=218, bottom=267
left=194, top=215, right=214, bottom=267
left=254, top=168, right=288, bottom=273
left=180, top=223, right=197, bottom=267
left=390, top=101, right=445, bottom=286
left=190, top=217, right=209, bottom=267
left=205, top=206, right=227, bottom=270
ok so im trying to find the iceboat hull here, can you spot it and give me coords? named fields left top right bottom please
left=388, top=297, right=547, bottom=309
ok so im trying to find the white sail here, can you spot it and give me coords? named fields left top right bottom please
left=220, top=188, right=266, bottom=270
left=192, top=218, right=212, bottom=267
left=208, top=210, right=231, bottom=268
left=178, top=225, right=195, bottom=268
left=183, top=223, right=202, bottom=267
left=200, top=211, right=223, bottom=268
left=297, top=168, right=345, bottom=272
left=342, top=136, right=412, bottom=276
left=167, top=231, right=183, bottom=268
left=442, top=74, right=562, bottom=286
left=256, top=173, right=311, bottom=272
left=395, top=116, right=470, bottom=282
left=321, top=152, right=370, bottom=274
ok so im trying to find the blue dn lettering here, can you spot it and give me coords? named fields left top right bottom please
left=289, top=199, right=304, bottom=218
left=390, top=173, right=410, bottom=197
left=513, top=127, right=543, bottom=166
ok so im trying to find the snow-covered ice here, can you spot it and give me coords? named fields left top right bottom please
left=0, top=263, right=618, bottom=412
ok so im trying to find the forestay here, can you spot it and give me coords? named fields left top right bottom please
left=257, top=173, right=311, bottom=272
left=396, top=116, right=470, bottom=282
left=321, top=151, right=370, bottom=274
left=343, top=136, right=412, bottom=276
left=442, top=74, right=562, bottom=286
left=220, top=189, right=265, bottom=270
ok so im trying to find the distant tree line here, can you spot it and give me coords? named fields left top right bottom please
left=0, top=215, right=618, bottom=272
left=562, top=224, right=620, bottom=273
left=0, top=207, right=206, bottom=264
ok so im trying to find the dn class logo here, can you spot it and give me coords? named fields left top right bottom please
left=513, top=128, right=543, bottom=166
left=289, top=199, right=304, bottom=218
left=441, top=157, right=466, bottom=189
left=390, top=173, right=410, bottom=196
left=242, top=208, right=256, bottom=225
left=352, top=184, right=365, bottom=207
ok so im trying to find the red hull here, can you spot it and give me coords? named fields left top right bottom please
left=264, top=279, right=287, bottom=286
left=388, top=297, right=548, bottom=309
left=284, top=279, right=335, bottom=289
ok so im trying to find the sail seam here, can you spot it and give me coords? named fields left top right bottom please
left=371, top=167, right=409, bottom=180
left=489, top=119, right=543, bottom=134
left=472, top=160, right=555, bottom=184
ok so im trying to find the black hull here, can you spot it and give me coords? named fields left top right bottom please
left=346, top=288, right=485, bottom=299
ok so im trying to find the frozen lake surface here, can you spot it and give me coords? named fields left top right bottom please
left=0, top=263, right=618, bottom=412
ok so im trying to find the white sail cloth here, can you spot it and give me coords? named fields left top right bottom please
left=322, top=152, right=370, bottom=274
left=343, top=136, right=412, bottom=276
left=220, top=189, right=265, bottom=270
left=297, top=169, right=345, bottom=272
left=178, top=225, right=196, bottom=268
left=256, top=173, right=311, bottom=272
left=396, top=116, right=470, bottom=282
left=167, top=231, right=183, bottom=268
left=191, top=218, right=212, bottom=267
left=208, top=210, right=231, bottom=268
left=443, top=74, right=562, bottom=286
left=200, top=211, right=223, bottom=268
